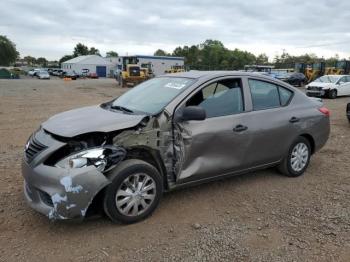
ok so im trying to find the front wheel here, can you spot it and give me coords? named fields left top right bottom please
left=278, top=136, right=311, bottom=177
left=328, top=89, right=337, bottom=99
left=103, top=159, right=163, bottom=224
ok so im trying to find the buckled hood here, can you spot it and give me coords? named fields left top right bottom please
left=42, top=105, right=146, bottom=138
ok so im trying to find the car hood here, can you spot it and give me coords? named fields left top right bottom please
left=42, top=105, right=146, bottom=138
left=308, top=82, right=335, bottom=88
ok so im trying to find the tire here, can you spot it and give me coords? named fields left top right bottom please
left=328, top=89, right=337, bottom=99
left=103, top=159, right=163, bottom=224
left=278, top=136, right=311, bottom=177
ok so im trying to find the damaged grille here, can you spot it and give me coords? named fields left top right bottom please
left=129, top=66, right=141, bottom=77
left=25, top=135, right=47, bottom=163
left=307, top=86, right=322, bottom=91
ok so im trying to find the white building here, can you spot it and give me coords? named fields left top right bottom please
left=117, top=55, right=185, bottom=76
left=61, top=55, right=115, bottom=77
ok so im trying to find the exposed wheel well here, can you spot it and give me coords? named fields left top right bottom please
left=87, top=147, right=168, bottom=217
left=300, top=134, right=315, bottom=154
left=125, top=147, right=169, bottom=190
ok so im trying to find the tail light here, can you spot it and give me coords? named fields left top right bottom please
left=319, top=107, right=330, bottom=116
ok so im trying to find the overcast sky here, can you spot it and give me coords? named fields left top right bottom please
left=1, top=0, right=350, bottom=60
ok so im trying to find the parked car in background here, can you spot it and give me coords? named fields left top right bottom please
left=28, top=69, right=41, bottom=77
left=52, top=69, right=64, bottom=77
left=62, top=71, right=79, bottom=80
left=306, top=75, right=350, bottom=99
left=22, top=71, right=330, bottom=224
left=37, top=70, right=50, bottom=80
left=88, top=72, right=99, bottom=79
left=285, top=72, right=307, bottom=87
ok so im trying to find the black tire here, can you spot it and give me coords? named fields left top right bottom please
left=278, top=136, right=311, bottom=177
left=328, top=89, right=337, bottom=99
left=103, top=159, right=163, bottom=224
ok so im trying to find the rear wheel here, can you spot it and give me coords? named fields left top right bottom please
left=103, top=159, right=163, bottom=224
left=278, top=136, right=311, bottom=177
left=328, top=89, right=337, bottom=99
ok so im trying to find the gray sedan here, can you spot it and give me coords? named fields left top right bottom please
left=22, top=71, right=330, bottom=223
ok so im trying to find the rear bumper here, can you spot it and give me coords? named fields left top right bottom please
left=22, top=160, right=110, bottom=220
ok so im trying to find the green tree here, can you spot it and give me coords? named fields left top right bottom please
left=0, top=35, right=19, bottom=66
left=58, top=55, right=74, bottom=65
left=171, top=39, right=257, bottom=70
left=256, top=53, right=269, bottom=65
left=23, top=56, right=36, bottom=66
left=325, top=54, right=339, bottom=67
left=106, top=51, right=118, bottom=57
left=154, top=49, right=168, bottom=56
left=73, top=43, right=89, bottom=57
left=88, top=47, right=100, bottom=56
left=36, top=57, right=48, bottom=67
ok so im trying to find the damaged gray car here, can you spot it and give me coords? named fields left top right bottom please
left=22, top=71, right=330, bottom=223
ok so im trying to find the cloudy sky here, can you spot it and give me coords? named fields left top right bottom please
left=1, top=0, right=350, bottom=60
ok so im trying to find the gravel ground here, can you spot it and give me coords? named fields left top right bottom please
left=0, top=78, right=349, bottom=262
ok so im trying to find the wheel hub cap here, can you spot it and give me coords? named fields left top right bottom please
left=290, top=142, right=309, bottom=172
left=115, top=173, right=156, bottom=217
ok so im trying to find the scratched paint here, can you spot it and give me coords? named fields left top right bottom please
left=60, top=176, right=83, bottom=193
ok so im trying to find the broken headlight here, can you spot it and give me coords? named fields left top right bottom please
left=55, top=146, right=126, bottom=172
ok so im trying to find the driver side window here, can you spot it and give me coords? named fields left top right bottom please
left=186, top=79, right=244, bottom=118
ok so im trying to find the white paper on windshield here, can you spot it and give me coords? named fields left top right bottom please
left=165, top=83, right=186, bottom=89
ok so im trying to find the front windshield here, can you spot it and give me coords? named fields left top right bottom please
left=314, top=75, right=339, bottom=83
left=111, top=77, right=195, bottom=115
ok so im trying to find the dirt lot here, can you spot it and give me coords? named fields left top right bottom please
left=0, top=78, right=349, bottom=261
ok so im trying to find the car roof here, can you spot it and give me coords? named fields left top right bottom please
left=164, top=70, right=286, bottom=83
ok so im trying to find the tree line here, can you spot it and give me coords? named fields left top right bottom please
left=154, top=39, right=348, bottom=70
left=58, top=43, right=118, bottom=65
left=0, top=35, right=348, bottom=69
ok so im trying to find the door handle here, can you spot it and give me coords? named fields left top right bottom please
left=289, top=117, right=300, bottom=123
left=233, top=124, right=248, bottom=132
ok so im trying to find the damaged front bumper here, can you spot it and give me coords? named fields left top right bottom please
left=22, top=160, right=110, bottom=220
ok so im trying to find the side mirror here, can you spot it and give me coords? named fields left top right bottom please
left=175, top=106, right=206, bottom=122
left=338, top=81, right=345, bottom=85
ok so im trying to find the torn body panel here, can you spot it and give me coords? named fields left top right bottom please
left=112, top=112, right=178, bottom=188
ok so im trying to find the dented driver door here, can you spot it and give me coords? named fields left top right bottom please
left=173, top=78, right=253, bottom=184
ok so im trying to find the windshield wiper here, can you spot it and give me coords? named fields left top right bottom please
left=110, top=105, right=134, bottom=113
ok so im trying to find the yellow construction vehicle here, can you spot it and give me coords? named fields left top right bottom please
left=164, top=65, right=185, bottom=74
left=333, top=60, right=350, bottom=75
left=116, top=56, right=146, bottom=87
left=324, top=60, right=350, bottom=75
left=140, top=62, right=154, bottom=79
left=296, top=62, right=325, bottom=82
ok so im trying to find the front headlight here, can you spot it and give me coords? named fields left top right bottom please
left=55, top=146, right=126, bottom=172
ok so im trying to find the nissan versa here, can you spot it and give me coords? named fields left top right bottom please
left=22, top=71, right=330, bottom=223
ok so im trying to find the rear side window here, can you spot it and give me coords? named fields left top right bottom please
left=279, top=87, right=293, bottom=106
left=186, top=78, right=243, bottom=118
left=249, top=79, right=293, bottom=110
